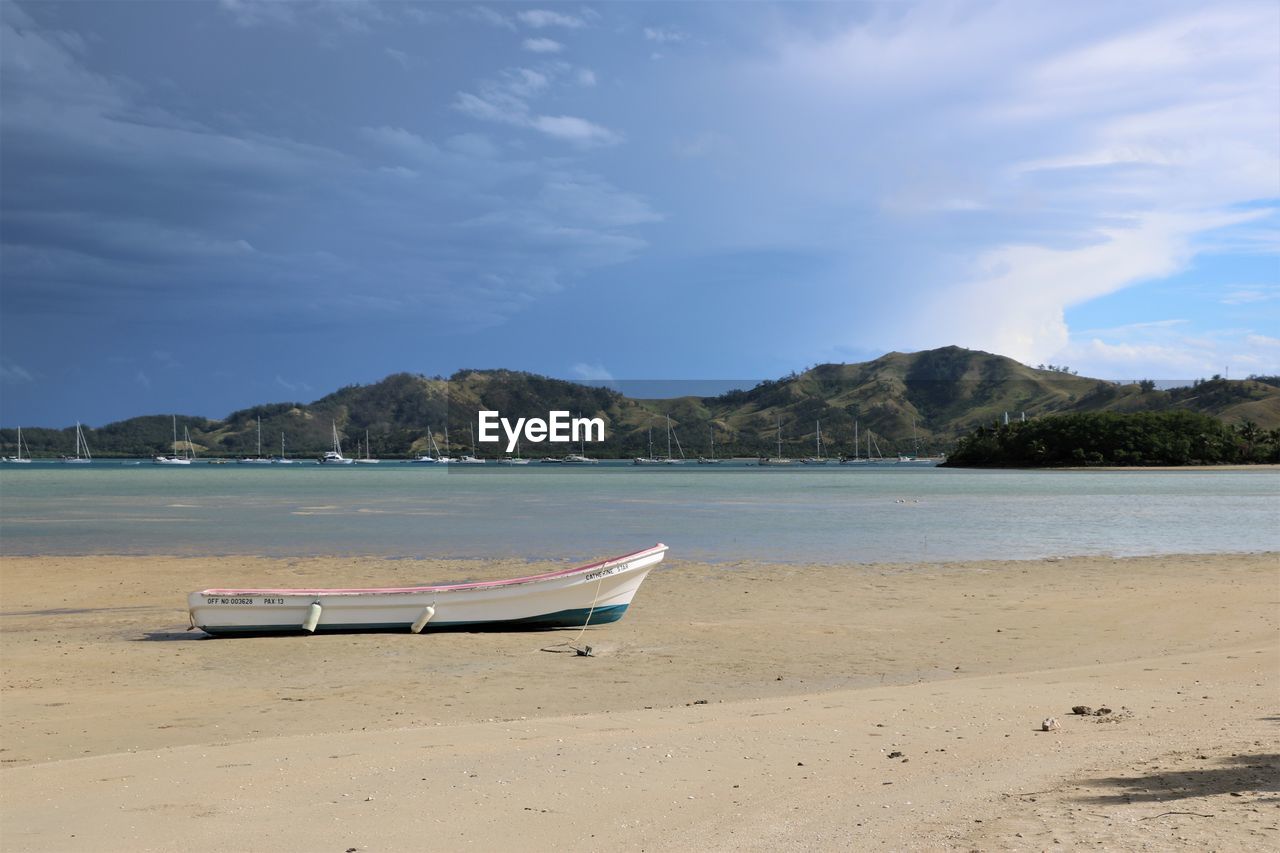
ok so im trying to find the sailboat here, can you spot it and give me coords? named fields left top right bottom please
left=410, top=426, right=451, bottom=464
left=354, top=429, right=381, bottom=464
left=562, top=416, right=598, bottom=464
left=663, top=415, right=685, bottom=464
left=634, top=427, right=658, bottom=465
left=237, top=417, right=272, bottom=464
left=60, top=422, right=92, bottom=464
left=318, top=421, right=354, bottom=465
left=270, top=432, right=294, bottom=464
left=801, top=419, right=829, bottom=464
left=841, top=418, right=868, bottom=464
left=456, top=423, right=485, bottom=464
left=498, top=440, right=531, bottom=465
left=697, top=423, right=722, bottom=464
left=896, top=418, right=936, bottom=465
left=758, top=417, right=794, bottom=466
left=2, top=426, right=32, bottom=463
left=154, top=415, right=193, bottom=465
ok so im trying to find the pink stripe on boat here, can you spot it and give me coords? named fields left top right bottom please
left=198, top=543, right=667, bottom=596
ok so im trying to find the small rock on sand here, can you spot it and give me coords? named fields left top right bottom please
left=1041, top=718, right=1060, bottom=731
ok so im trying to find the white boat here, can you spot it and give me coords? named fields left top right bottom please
left=758, top=417, right=794, bottom=466
left=188, top=543, right=669, bottom=636
left=634, top=427, right=662, bottom=464
left=498, top=440, right=531, bottom=465
left=801, top=419, right=830, bottom=464
left=561, top=420, right=598, bottom=464
left=154, top=416, right=193, bottom=465
left=411, top=426, right=451, bottom=464
left=319, top=421, right=354, bottom=465
left=270, top=432, right=294, bottom=464
left=2, top=426, right=32, bottom=463
left=237, top=417, right=272, bottom=465
left=456, top=424, right=485, bottom=464
left=896, top=418, right=937, bottom=465
left=60, top=422, right=92, bottom=464
left=354, top=429, right=381, bottom=464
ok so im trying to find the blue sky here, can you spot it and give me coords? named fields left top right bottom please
left=1, top=0, right=1277, bottom=426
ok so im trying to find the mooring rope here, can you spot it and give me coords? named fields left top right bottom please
left=540, top=571, right=605, bottom=656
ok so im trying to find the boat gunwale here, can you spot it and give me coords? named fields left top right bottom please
left=196, top=543, right=667, bottom=597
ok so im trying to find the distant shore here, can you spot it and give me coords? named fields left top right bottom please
left=3, top=551, right=1276, bottom=850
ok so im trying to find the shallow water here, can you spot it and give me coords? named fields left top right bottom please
left=0, top=462, right=1276, bottom=563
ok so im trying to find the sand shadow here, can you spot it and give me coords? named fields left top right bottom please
left=136, top=631, right=215, bottom=642
left=1078, top=753, right=1279, bottom=805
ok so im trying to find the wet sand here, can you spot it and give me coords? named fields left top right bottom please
left=1, top=552, right=1276, bottom=850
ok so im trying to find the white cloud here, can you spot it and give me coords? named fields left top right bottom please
left=461, top=6, right=515, bottom=30
left=530, top=114, right=622, bottom=147
left=1221, top=286, right=1280, bottom=305
left=523, top=37, right=563, bottom=54
left=576, top=68, right=597, bottom=87
left=569, top=362, right=615, bottom=381
left=517, top=10, right=585, bottom=29
left=0, top=360, right=34, bottom=384
left=643, top=27, right=688, bottom=44
left=453, top=65, right=620, bottom=147
left=134, top=370, right=151, bottom=389
left=217, top=0, right=296, bottom=28
left=384, top=47, right=410, bottom=69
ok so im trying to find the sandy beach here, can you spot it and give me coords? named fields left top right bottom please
left=2, top=551, right=1276, bottom=850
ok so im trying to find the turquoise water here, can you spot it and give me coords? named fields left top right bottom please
left=0, top=462, right=1276, bottom=563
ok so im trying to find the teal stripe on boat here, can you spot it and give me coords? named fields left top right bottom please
left=198, top=604, right=629, bottom=636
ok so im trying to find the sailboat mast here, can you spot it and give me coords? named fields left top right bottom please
left=666, top=415, right=672, bottom=459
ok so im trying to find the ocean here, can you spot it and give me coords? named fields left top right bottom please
left=1, top=461, right=1276, bottom=564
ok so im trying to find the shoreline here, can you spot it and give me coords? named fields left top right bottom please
left=3, top=551, right=1277, bottom=849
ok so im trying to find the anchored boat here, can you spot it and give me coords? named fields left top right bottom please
left=188, top=543, right=668, bottom=636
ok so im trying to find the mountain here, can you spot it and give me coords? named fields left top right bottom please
left=5, top=347, right=1278, bottom=458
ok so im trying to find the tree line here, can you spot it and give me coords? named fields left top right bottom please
left=943, top=410, right=1280, bottom=467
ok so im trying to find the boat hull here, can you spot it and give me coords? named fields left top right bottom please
left=189, top=544, right=667, bottom=636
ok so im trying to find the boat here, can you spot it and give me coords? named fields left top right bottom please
left=633, top=427, right=662, bottom=465
left=758, top=417, right=794, bottom=466
left=456, top=424, right=485, bottom=464
left=237, top=417, right=272, bottom=465
left=318, top=421, right=354, bottom=465
left=498, top=440, right=531, bottom=465
left=697, top=423, right=722, bottom=464
left=561, top=418, right=598, bottom=464
left=896, top=419, right=937, bottom=465
left=801, top=419, right=829, bottom=464
left=154, top=416, right=193, bottom=465
left=270, top=432, right=294, bottom=464
left=354, top=429, right=381, bottom=464
left=539, top=456, right=564, bottom=464
left=841, top=419, right=868, bottom=464
left=188, top=543, right=669, bottom=636
left=60, top=422, right=92, bottom=464
left=2, top=426, right=32, bottom=463
left=410, top=426, right=451, bottom=464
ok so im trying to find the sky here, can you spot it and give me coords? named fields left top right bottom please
left=1, top=0, right=1277, bottom=426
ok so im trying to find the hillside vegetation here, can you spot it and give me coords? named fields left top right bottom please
left=943, top=410, right=1280, bottom=467
left=5, top=348, right=1279, bottom=460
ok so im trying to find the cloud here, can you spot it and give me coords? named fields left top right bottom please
left=576, top=68, right=597, bottom=87
left=522, top=37, right=563, bottom=54
left=569, top=362, right=615, bottom=382
left=134, top=370, right=151, bottom=389
left=1221, top=286, right=1280, bottom=305
left=384, top=47, right=411, bottom=69
left=463, top=6, right=515, bottom=30
left=0, top=359, right=34, bottom=384
left=517, top=10, right=586, bottom=29
left=275, top=374, right=312, bottom=394
left=643, top=27, right=688, bottom=44
left=530, top=115, right=622, bottom=147
left=453, top=65, right=621, bottom=147
left=217, top=0, right=297, bottom=28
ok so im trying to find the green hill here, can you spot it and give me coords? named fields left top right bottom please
left=5, top=347, right=1278, bottom=459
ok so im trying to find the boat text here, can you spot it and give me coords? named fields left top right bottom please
left=584, top=562, right=624, bottom=581
left=478, top=410, right=606, bottom=454
left=207, top=597, right=287, bottom=605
